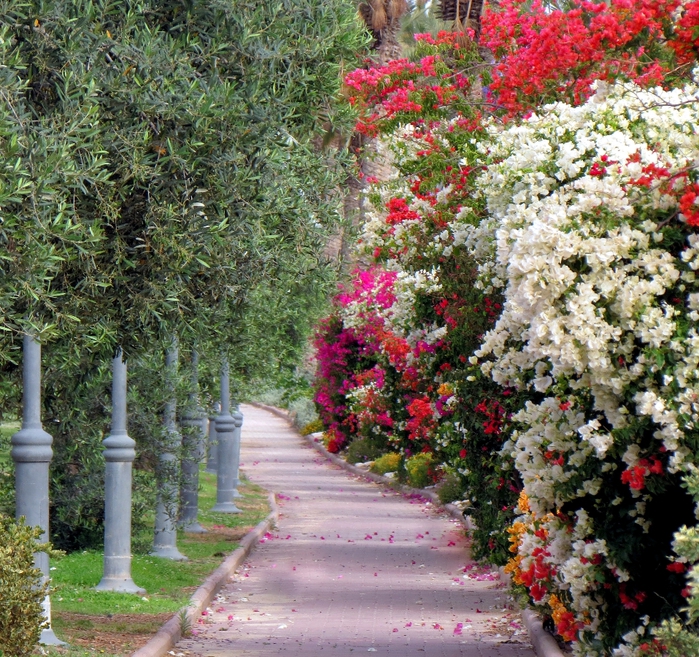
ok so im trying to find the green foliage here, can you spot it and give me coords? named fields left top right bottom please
left=0, top=516, right=50, bottom=657
left=0, top=0, right=368, bottom=553
left=0, top=0, right=369, bottom=360
left=370, top=452, right=402, bottom=475
left=345, top=437, right=385, bottom=464
left=436, top=471, right=465, bottom=504
left=405, top=452, right=435, bottom=489
left=650, top=468, right=699, bottom=650
left=0, top=423, right=17, bottom=517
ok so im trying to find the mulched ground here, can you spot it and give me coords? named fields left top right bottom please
left=53, top=612, right=173, bottom=654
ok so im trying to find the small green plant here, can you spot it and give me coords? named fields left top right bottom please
left=178, top=607, right=192, bottom=638
left=345, top=438, right=385, bottom=464
left=405, top=453, right=435, bottom=489
left=436, top=471, right=466, bottom=504
left=0, top=516, right=53, bottom=657
left=300, top=419, right=324, bottom=436
left=370, top=452, right=402, bottom=475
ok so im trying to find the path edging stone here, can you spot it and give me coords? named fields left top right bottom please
left=249, top=401, right=566, bottom=657
left=130, top=492, right=279, bottom=657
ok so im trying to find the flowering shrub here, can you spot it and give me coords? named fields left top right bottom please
left=321, top=30, right=529, bottom=563
left=314, top=1, right=699, bottom=652
left=482, top=0, right=699, bottom=115
left=473, top=78, right=699, bottom=655
left=345, top=30, right=480, bottom=137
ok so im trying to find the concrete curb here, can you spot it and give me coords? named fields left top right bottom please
left=250, top=401, right=567, bottom=657
left=130, top=493, right=279, bottom=657
left=522, top=610, right=568, bottom=657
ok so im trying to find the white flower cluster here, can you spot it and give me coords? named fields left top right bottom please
left=471, top=78, right=699, bottom=654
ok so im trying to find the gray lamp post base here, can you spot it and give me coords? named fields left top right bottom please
left=211, top=501, right=242, bottom=513
left=150, top=545, right=188, bottom=561
left=95, top=577, right=146, bottom=594
left=40, top=628, right=67, bottom=646
left=151, top=343, right=188, bottom=563
left=180, top=520, right=207, bottom=533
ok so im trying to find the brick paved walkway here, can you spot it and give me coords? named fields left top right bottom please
left=176, top=404, right=536, bottom=657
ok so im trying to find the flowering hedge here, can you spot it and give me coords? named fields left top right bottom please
left=313, top=1, right=699, bottom=654
left=483, top=80, right=699, bottom=656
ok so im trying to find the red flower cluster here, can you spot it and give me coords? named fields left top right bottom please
left=406, top=397, right=436, bottom=441
left=474, top=399, right=506, bottom=435
left=554, top=609, right=580, bottom=643
left=620, top=457, right=663, bottom=491
left=680, top=183, right=699, bottom=226
left=666, top=561, right=686, bottom=574
left=619, top=583, right=647, bottom=610
left=385, top=197, right=421, bottom=225
left=669, top=2, right=699, bottom=64
left=519, top=546, right=554, bottom=596
left=638, top=639, right=668, bottom=656
left=481, top=0, right=699, bottom=115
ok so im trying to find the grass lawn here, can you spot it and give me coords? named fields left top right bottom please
left=40, top=467, right=270, bottom=657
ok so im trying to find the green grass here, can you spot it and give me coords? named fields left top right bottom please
left=0, top=421, right=19, bottom=466
left=52, top=469, right=269, bottom=614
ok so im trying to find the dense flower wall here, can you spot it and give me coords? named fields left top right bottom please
left=313, top=2, right=699, bottom=655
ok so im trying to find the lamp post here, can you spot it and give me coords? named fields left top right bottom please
left=179, top=351, right=206, bottom=533
left=230, top=405, right=243, bottom=499
left=11, top=334, right=64, bottom=645
left=96, top=351, right=145, bottom=593
left=151, top=342, right=187, bottom=560
left=205, top=404, right=218, bottom=474
left=212, top=360, right=241, bottom=513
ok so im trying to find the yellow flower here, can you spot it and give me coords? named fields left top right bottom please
left=437, top=383, right=453, bottom=396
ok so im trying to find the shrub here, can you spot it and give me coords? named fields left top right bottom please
left=0, top=516, right=51, bottom=657
left=370, top=452, right=403, bottom=475
left=436, top=472, right=466, bottom=504
left=300, top=419, right=324, bottom=436
left=405, top=453, right=436, bottom=489
left=345, top=437, right=385, bottom=464
left=289, top=397, right=319, bottom=430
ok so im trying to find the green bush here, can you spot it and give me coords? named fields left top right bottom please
left=405, top=453, right=436, bottom=489
left=370, top=452, right=402, bottom=475
left=436, top=471, right=466, bottom=504
left=300, top=419, right=324, bottom=436
left=0, top=516, right=51, bottom=656
left=345, top=437, right=385, bottom=464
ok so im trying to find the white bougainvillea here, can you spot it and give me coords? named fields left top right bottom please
left=474, top=77, right=699, bottom=656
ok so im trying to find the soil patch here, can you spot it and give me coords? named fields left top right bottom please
left=53, top=612, right=173, bottom=655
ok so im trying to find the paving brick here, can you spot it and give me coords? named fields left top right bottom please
left=176, top=405, right=536, bottom=657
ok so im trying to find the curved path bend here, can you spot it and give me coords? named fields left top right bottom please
left=176, top=404, right=536, bottom=657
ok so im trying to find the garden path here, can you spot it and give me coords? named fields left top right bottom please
left=175, top=404, right=535, bottom=657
